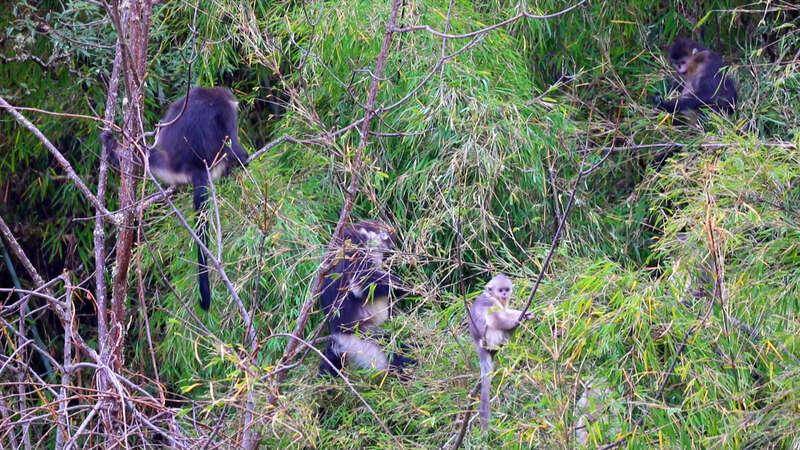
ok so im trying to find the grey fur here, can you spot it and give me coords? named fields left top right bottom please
left=467, top=274, right=528, bottom=430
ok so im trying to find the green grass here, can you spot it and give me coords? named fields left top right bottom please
left=1, top=0, right=798, bottom=448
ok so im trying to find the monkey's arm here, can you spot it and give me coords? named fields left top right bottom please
left=656, top=75, right=724, bottom=113
left=486, top=308, right=525, bottom=331
left=655, top=95, right=705, bottom=113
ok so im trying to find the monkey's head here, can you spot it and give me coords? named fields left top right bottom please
left=485, top=274, right=513, bottom=305
left=684, top=50, right=710, bottom=77
left=341, top=220, right=397, bottom=265
left=667, top=37, right=705, bottom=77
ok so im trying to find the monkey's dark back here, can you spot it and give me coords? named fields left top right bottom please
left=155, top=87, right=241, bottom=170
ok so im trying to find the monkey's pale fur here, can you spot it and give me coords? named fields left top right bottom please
left=322, top=221, right=407, bottom=374
left=331, top=333, right=389, bottom=370
left=467, top=274, right=527, bottom=430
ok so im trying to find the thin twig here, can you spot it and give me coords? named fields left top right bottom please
left=393, top=1, right=585, bottom=39
left=447, top=382, right=480, bottom=450
left=272, top=333, right=399, bottom=442
left=55, top=273, right=74, bottom=450
left=519, top=146, right=613, bottom=318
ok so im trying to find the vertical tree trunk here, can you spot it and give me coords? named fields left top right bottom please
left=109, top=0, right=153, bottom=371
left=104, top=1, right=153, bottom=444
left=96, top=38, right=122, bottom=439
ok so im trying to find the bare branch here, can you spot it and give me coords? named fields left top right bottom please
left=0, top=215, right=49, bottom=290
left=271, top=333, right=398, bottom=441
left=95, top=36, right=123, bottom=439
left=0, top=96, right=119, bottom=225
left=55, top=274, right=74, bottom=450
left=519, top=145, right=613, bottom=318
left=393, top=1, right=585, bottom=39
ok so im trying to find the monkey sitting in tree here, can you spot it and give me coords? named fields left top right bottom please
left=318, top=220, right=416, bottom=377
left=101, top=87, right=249, bottom=310
left=653, top=37, right=737, bottom=114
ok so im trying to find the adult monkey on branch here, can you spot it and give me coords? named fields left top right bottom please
left=269, top=0, right=407, bottom=390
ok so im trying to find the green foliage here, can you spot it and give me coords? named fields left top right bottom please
left=1, top=0, right=799, bottom=448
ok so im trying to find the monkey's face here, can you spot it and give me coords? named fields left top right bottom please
left=672, top=56, right=691, bottom=76
left=360, top=229, right=392, bottom=251
left=668, top=39, right=701, bottom=78
left=356, top=226, right=395, bottom=265
left=341, top=220, right=397, bottom=263
left=487, top=279, right=513, bottom=304
left=671, top=51, right=699, bottom=77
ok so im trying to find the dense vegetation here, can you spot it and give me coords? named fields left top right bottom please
left=1, top=0, right=798, bottom=448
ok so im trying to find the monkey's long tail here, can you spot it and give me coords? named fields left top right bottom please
left=478, top=348, right=493, bottom=431
left=192, top=172, right=211, bottom=310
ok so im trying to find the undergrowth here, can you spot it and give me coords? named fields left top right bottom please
left=1, top=0, right=798, bottom=448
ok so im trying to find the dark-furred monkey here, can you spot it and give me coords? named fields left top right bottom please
left=653, top=38, right=737, bottom=114
left=101, top=87, right=248, bottom=310
left=318, top=220, right=415, bottom=377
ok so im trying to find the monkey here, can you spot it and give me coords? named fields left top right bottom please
left=653, top=37, right=737, bottom=114
left=101, top=87, right=249, bottom=310
left=318, top=220, right=416, bottom=378
left=467, top=274, right=530, bottom=430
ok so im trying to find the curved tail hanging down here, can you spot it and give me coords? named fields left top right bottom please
left=192, top=171, right=211, bottom=310
left=478, top=348, right=494, bottom=431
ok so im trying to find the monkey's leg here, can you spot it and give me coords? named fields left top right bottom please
left=361, top=328, right=417, bottom=373
left=478, top=348, right=494, bottom=431
left=389, top=342, right=417, bottom=373
left=331, top=333, right=389, bottom=371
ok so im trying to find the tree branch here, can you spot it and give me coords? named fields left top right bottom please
left=393, top=1, right=585, bottom=39
left=0, top=96, right=119, bottom=225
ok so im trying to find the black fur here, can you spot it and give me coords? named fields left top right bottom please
left=152, top=87, right=248, bottom=179
left=101, top=87, right=248, bottom=310
left=318, top=221, right=414, bottom=377
left=655, top=38, right=737, bottom=114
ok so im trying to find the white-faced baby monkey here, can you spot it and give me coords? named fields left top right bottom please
left=101, top=87, right=249, bottom=310
left=654, top=37, right=737, bottom=114
left=318, top=220, right=415, bottom=377
left=467, top=274, right=531, bottom=430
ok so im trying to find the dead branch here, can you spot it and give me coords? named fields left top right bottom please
left=109, top=0, right=153, bottom=378
left=55, top=274, right=74, bottom=450
left=95, top=35, right=123, bottom=440
left=393, top=1, right=585, bottom=39
left=519, top=145, right=613, bottom=318
left=0, top=215, right=50, bottom=291
left=0, top=96, right=119, bottom=226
